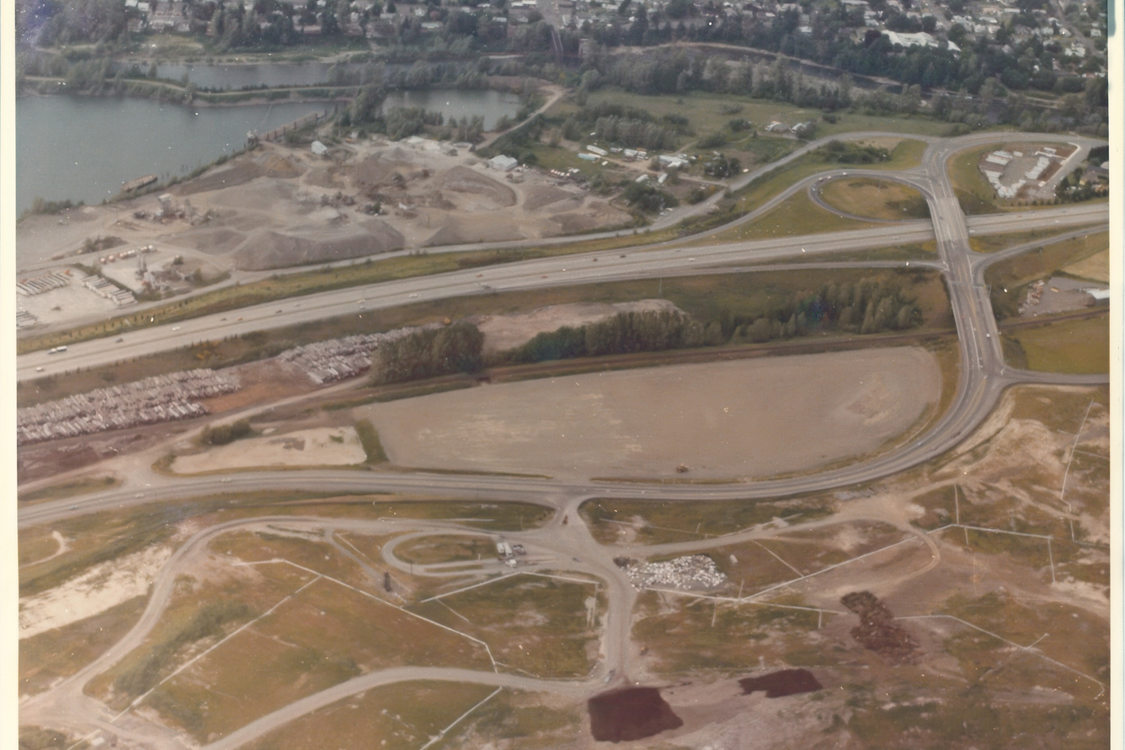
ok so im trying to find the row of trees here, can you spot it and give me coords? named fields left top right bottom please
left=510, top=310, right=707, bottom=363
left=371, top=322, right=484, bottom=385
left=507, top=276, right=924, bottom=366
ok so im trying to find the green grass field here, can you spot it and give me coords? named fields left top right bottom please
left=819, top=178, right=929, bottom=221
left=573, top=89, right=954, bottom=141
left=1002, top=314, right=1108, bottom=374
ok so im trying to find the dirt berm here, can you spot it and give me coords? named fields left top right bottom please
left=232, top=219, right=405, bottom=270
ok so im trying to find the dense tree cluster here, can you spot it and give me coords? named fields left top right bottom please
left=200, top=418, right=252, bottom=445
left=371, top=322, right=484, bottom=385
left=622, top=181, right=678, bottom=213
left=817, top=140, right=890, bottom=164
left=510, top=310, right=707, bottom=363
left=560, top=102, right=687, bottom=151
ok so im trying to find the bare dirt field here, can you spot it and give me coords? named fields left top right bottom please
left=170, top=426, right=365, bottom=474
left=361, top=347, right=940, bottom=480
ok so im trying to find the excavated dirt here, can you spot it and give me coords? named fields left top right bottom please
left=587, top=687, right=683, bottom=742
left=841, top=590, right=919, bottom=663
left=738, top=669, right=823, bottom=698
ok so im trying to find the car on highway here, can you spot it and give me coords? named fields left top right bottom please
left=171, top=326, right=181, bottom=332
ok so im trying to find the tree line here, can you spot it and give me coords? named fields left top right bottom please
left=507, top=277, right=923, bottom=365
left=371, top=322, right=484, bottom=385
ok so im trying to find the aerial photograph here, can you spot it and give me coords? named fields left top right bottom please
left=8, top=0, right=1113, bottom=745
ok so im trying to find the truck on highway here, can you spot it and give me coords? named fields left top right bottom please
left=48, top=345, right=68, bottom=354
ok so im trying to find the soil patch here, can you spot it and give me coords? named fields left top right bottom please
left=522, top=184, right=579, bottom=211
left=841, top=590, right=919, bottom=663
left=587, top=686, right=683, bottom=742
left=739, top=669, right=823, bottom=698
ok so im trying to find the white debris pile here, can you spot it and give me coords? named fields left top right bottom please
left=277, top=323, right=441, bottom=384
left=625, top=554, right=727, bottom=591
left=18, top=369, right=240, bottom=444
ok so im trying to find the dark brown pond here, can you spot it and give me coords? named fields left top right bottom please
left=739, top=669, right=823, bottom=698
left=588, top=686, right=684, bottom=742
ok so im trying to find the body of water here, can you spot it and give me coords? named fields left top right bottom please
left=17, top=87, right=521, bottom=213
left=116, top=60, right=370, bottom=89
left=17, top=95, right=327, bottom=213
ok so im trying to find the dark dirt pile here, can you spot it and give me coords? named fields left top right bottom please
left=841, top=590, right=919, bottom=663
left=587, top=686, right=683, bottom=743
left=738, top=669, right=823, bottom=698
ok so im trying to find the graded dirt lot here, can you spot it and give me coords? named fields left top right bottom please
left=170, top=426, right=365, bottom=473
left=362, top=347, right=940, bottom=480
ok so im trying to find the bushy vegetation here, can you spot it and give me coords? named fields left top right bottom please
left=817, top=140, right=890, bottom=164
left=371, top=321, right=484, bottom=385
left=511, top=310, right=705, bottom=363
left=113, top=600, right=253, bottom=698
left=560, top=102, right=688, bottom=151
left=622, top=181, right=678, bottom=213
left=199, top=418, right=252, bottom=446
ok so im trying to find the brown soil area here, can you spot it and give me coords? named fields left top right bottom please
left=364, top=347, right=940, bottom=480
left=587, top=687, right=683, bottom=742
left=738, top=669, right=823, bottom=698
left=841, top=590, right=919, bottom=663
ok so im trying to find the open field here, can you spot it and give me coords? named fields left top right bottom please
left=580, top=497, right=834, bottom=546
left=18, top=475, right=120, bottom=504
left=449, top=689, right=582, bottom=748
left=1002, top=314, right=1108, bottom=374
left=170, top=426, right=366, bottom=473
left=244, top=681, right=500, bottom=750
left=818, top=178, right=929, bottom=221
left=394, top=534, right=496, bottom=565
left=364, top=347, right=940, bottom=480
left=1061, top=247, right=1109, bottom=283
left=968, top=227, right=1081, bottom=254
left=571, top=89, right=953, bottom=141
left=148, top=573, right=491, bottom=742
left=20, top=596, right=147, bottom=696
left=632, top=590, right=824, bottom=675
left=412, top=573, right=602, bottom=677
left=715, top=191, right=875, bottom=242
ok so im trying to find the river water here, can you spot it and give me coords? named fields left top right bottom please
left=16, top=96, right=327, bottom=213
left=16, top=88, right=520, bottom=214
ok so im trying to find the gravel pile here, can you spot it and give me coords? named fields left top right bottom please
left=626, top=555, right=726, bottom=591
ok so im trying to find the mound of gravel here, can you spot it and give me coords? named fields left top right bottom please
left=233, top=220, right=404, bottom=269
left=434, top=166, right=516, bottom=208
left=522, top=184, right=577, bottom=211
left=176, top=161, right=262, bottom=196
left=174, top=227, right=247, bottom=255
left=422, top=217, right=523, bottom=247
